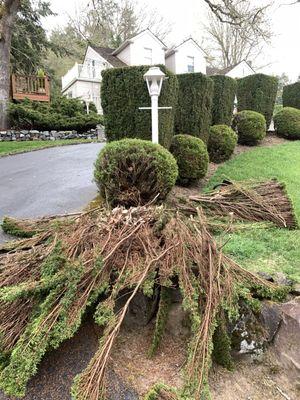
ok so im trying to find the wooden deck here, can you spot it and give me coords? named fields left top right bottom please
left=11, top=74, right=50, bottom=102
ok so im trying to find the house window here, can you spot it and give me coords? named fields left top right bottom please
left=187, top=56, right=195, bottom=73
left=144, top=47, right=153, bottom=65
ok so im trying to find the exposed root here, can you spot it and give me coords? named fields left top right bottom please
left=0, top=194, right=291, bottom=399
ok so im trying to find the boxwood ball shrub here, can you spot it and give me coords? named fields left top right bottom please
left=283, top=82, right=300, bottom=110
left=169, top=134, right=209, bottom=186
left=274, top=107, right=300, bottom=140
left=175, top=73, right=214, bottom=143
left=233, top=110, right=266, bottom=145
left=211, top=75, right=237, bottom=126
left=94, top=139, right=178, bottom=207
left=237, top=74, right=279, bottom=128
left=208, top=125, right=238, bottom=163
left=101, top=65, right=178, bottom=148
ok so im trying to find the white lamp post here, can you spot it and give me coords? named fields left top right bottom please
left=139, top=67, right=171, bottom=144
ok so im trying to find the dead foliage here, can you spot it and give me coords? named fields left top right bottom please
left=0, top=180, right=294, bottom=399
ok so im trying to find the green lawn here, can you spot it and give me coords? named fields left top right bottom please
left=0, top=139, right=95, bottom=156
left=206, top=141, right=300, bottom=282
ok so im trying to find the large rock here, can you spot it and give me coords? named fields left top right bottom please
left=274, top=297, right=300, bottom=380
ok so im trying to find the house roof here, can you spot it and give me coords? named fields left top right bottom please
left=90, top=46, right=127, bottom=67
left=206, top=60, right=255, bottom=76
left=112, top=29, right=167, bottom=56
left=165, top=38, right=206, bottom=58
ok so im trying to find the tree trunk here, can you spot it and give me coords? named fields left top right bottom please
left=0, top=0, right=20, bottom=130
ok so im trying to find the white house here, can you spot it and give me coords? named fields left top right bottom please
left=165, top=38, right=206, bottom=74
left=61, top=30, right=208, bottom=113
left=206, top=60, right=256, bottom=79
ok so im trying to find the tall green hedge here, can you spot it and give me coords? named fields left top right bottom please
left=237, top=74, right=279, bottom=128
left=283, top=82, right=300, bottom=110
left=211, top=75, right=237, bottom=126
left=175, top=73, right=214, bottom=143
left=101, top=65, right=178, bottom=148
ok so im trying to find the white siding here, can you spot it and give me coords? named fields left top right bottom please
left=62, top=80, right=102, bottom=114
left=171, top=40, right=206, bottom=74
left=226, top=62, right=255, bottom=78
left=117, top=31, right=165, bottom=66
left=165, top=53, right=176, bottom=73
left=116, top=44, right=131, bottom=65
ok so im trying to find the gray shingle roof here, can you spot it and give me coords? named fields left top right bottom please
left=91, top=46, right=127, bottom=67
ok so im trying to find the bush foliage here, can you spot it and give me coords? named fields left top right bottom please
left=175, top=73, right=214, bottom=143
left=211, top=75, right=237, bottom=126
left=9, top=97, right=103, bottom=133
left=208, top=125, right=237, bottom=163
left=274, top=107, right=300, bottom=140
left=94, top=138, right=178, bottom=206
left=101, top=65, right=178, bottom=148
left=237, top=74, right=279, bottom=127
left=169, top=134, right=209, bottom=186
left=233, top=110, right=266, bottom=145
left=282, top=82, right=300, bottom=110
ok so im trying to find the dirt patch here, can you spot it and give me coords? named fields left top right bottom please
left=111, top=322, right=186, bottom=397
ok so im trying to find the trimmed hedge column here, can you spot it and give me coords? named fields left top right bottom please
left=237, top=74, right=279, bottom=128
left=283, top=82, right=300, bottom=110
left=101, top=65, right=178, bottom=148
left=175, top=73, right=214, bottom=143
left=211, top=75, right=237, bottom=126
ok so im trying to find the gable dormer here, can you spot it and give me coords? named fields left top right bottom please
left=165, top=38, right=206, bottom=74
left=112, top=29, right=167, bottom=66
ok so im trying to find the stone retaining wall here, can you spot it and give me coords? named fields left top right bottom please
left=0, top=128, right=106, bottom=142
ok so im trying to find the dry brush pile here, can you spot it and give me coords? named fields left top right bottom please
left=0, top=180, right=295, bottom=400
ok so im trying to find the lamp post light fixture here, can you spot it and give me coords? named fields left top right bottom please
left=139, top=67, right=172, bottom=144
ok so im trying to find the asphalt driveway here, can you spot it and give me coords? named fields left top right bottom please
left=0, top=142, right=104, bottom=243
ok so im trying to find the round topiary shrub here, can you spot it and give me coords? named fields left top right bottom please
left=232, top=110, right=266, bottom=145
left=94, top=138, right=178, bottom=207
left=169, top=134, right=209, bottom=186
left=274, top=107, right=300, bottom=140
left=208, top=125, right=238, bottom=163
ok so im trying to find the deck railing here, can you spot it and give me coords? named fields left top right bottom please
left=11, top=74, right=50, bottom=102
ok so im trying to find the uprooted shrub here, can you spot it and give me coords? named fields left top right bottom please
left=208, top=125, right=237, bottom=163
left=0, top=193, right=291, bottom=400
left=232, top=110, right=266, bottom=145
left=94, top=138, right=178, bottom=207
left=169, top=134, right=209, bottom=186
left=274, top=107, right=300, bottom=140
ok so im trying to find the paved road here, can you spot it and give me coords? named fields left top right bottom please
left=0, top=142, right=104, bottom=243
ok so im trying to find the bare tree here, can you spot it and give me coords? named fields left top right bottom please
left=203, top=0, right=273, bottom=69
left=0, top=0, right=20, bottom=129
left=71, top=0, right=171, bottom=48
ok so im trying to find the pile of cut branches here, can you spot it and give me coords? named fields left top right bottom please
left=183, top=179, right=298, bottom=229
left=0, top=195, right=289, bottom=399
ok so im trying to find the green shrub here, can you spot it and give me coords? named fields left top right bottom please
left=169, top=134, right=209, bottom=186
left=175, top=73, right=214, bottom=143
left=8, top=98, right=103, bottom=132
left=283, top=82, right=300, bottom=110
left=101, top=65, right=178, bottom=148
left=237, top=74, right=279, bottom=127
left=211, top=75, right=237, bottom=126
left=94, top=139, right=178, bottom=207
left=274, top=107, right=300, bottom=140
left=208, top=125, right=237, bottom=163
left=232, top=110, right=266, bottom=145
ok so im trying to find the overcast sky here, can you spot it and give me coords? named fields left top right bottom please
left=44, top=0, right=300, bottom=82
